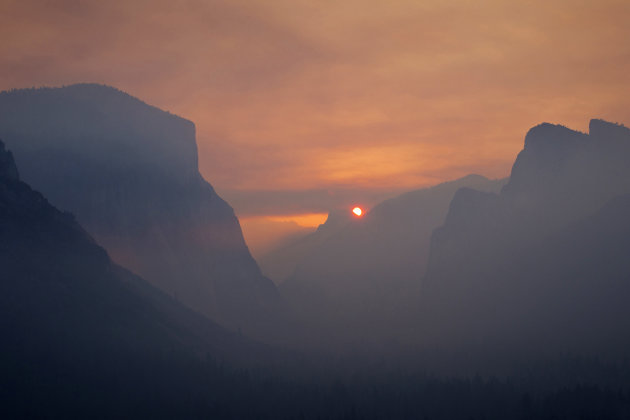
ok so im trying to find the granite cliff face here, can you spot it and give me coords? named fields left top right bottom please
left=0, top=138, right=276, bottom=415
left=0, top=84, right=283, bottom=338
left=503, top=120, right=630, bottom=227
left=421, top=120, right=630, bottom=364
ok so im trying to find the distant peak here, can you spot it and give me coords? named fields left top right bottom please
left=63, top=82, right=122, bottom=91
left=0, top=139, right=19, bottom=181
left=316, top=208, right=353, bottom=233
left=456, top=174, right=489, bottom=183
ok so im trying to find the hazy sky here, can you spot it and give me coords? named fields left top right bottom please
left=2, top=0, right=630, bottom=254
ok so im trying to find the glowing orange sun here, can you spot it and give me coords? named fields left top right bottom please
left=352, top=207, right=363, bottom=217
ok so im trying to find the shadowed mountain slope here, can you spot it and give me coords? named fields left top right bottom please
left=260, top=208, right=354, bottom=284
left=0, top=84, right=285, bottom=339
left=0, top=139, right=281, bottom=416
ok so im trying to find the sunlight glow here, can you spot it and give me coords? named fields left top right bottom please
left=352, top=207, right=363, bottom=216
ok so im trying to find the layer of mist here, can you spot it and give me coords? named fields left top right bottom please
left=2, top=84, right=630, bottom=418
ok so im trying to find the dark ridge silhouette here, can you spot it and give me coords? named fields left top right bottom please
left=0, top=84, right=287, bottom=340
left=421, top=119, right=630, bottom=370
left=260, top=207, right=354, bottom=283
left=0, top=139, right=285, bottom=416
left=276, top=175, right=506, bottom=348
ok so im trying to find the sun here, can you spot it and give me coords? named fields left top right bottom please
left=352, top=207, right=363, bottom=217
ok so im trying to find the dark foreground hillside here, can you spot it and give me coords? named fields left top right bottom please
left=0, top=138, right=274, bottom=417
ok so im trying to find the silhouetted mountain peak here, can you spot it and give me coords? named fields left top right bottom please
left=429, top=118, right=630, bottom=287
left=455, top=173, right=489, bottom=183
left=503, top=119, right=630, bottom=199
left=422, top=119, right=630, bottom=363
left=1, top=83, right=177, bottom=119
left=0, top=140, right=19, bottom=181
left=522, top=122, right=587, bottom=157
left=0, top=83, right=198, bottom=180
left=589, top=118, right=630, bottom=142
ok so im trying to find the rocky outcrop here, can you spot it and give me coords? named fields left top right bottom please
left=421, top=119, right=630, bottom=365
left=0, top=84, right=285, bottom=339
left=503, top=120, right=630, bottom=225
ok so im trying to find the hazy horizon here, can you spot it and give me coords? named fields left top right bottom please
left=3, top=0, right=630, bottom=250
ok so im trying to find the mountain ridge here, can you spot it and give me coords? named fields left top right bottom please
left=0, top=84, right=287, bottom=340
left=420, top=118, right=630, bottom=368
left=0, top=137, right=289, bottom=416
